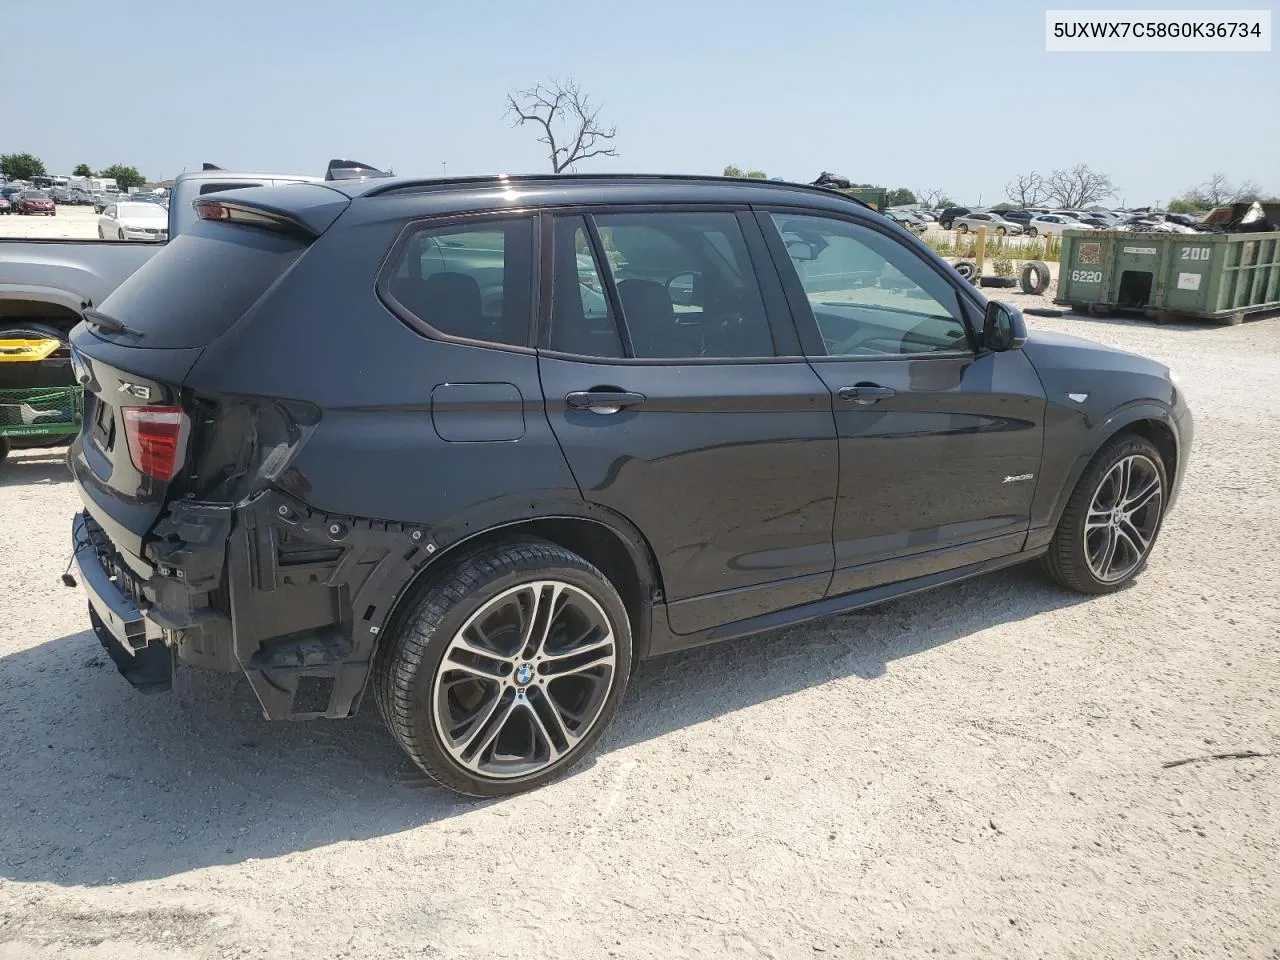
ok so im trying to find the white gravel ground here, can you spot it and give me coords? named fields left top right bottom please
left=1, top=238, right=1277, bottom=959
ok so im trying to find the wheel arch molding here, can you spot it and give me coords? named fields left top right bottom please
left=1033, top=400, right=1181, bottom=546
left=237, top=487, right=667, bottom=716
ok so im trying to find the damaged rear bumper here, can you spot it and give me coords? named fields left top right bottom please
left=73, top=489, right=436, bottom=722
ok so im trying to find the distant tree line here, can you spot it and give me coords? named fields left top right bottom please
left=0, top=152, right=146, bottom=190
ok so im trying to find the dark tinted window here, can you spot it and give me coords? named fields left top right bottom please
left=770, top=213, right=970, bottom=357
left=199, top=181, right=263, bottom=195
left=550, top=216, right=622, bottom=357
left=385, top=218, right=533, bottom=347
left=95, top=221, right=308, bottom=349
left=592, top=211, right=775, bottom=359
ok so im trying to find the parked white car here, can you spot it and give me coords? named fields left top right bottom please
left=98, top=201, right=168, bottom=241
left=953, top=211, right=1023, bottom=235
left=1026, top=214, right=1097, bottom=238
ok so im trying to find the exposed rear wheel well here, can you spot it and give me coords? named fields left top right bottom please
left=1116, top=418, right=1178, bottom=488
left=381, top=517, right=661, bottom=668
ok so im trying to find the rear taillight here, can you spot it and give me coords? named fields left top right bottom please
left=122, top=406, right=188, bottom=481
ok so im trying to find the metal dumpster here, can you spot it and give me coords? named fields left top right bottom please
left=0, top=336, right=83, bottom=464
left=1055, top=229, right=1280, bottom=325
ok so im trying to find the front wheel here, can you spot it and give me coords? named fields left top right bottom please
left=956, top=223, right=968, bottom=233
left=1043, top=435, right=1168, bottom=594
left=1027, top=227, right=1038, bottom=237
left=996, top=226, right=1007, bottom=236
left=374, top=539, right=632, bottom=797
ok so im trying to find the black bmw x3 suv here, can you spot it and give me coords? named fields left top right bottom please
left=68, top=173, right=1192, bottom=796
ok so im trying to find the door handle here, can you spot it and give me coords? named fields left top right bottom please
left=565, top=390, right=646, bottom=415
left=837, top=384, right=896, bottom=404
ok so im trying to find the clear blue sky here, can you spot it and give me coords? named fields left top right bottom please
left=3, top=0, right=1274, bottom=206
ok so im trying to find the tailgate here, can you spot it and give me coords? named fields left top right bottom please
left=67, top=329, right=203, bottom=559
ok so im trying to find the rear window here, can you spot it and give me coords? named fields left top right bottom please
left=95, top=222, right=307, bottom=349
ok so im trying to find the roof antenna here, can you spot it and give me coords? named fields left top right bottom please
left=201, top=162, right=223, bottom=171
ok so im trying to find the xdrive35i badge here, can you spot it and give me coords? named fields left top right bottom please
left=1003, top=473, right=1035, bottom=483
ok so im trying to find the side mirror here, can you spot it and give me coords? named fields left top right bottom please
left=982, top=300, right=1028, bottom=351
left=666, top=271, right=702, bottom=307
left=784, top=239, right=816, bottom=261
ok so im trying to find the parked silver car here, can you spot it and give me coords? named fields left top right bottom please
left=953, top=211, right=1023, bottom=236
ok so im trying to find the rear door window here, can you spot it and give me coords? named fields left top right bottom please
left=589, top=211, right=776, bottom=359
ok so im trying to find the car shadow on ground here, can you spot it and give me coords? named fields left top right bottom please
left=0, top=448, right=72, bottom=488
left=0, top=562, right=1093, bottom=888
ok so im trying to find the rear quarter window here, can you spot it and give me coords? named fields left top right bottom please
left=380, top=217, right=534, bottom=348
left=94, top=221, right=308, bottom=349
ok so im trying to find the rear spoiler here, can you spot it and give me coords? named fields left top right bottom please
left=325, top=158, right=390, bottom=182
left=192, top=183, right=351, bottom=239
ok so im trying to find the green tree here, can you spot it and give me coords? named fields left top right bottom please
left=886, top=187, right=917, bottom=206
left=991, top=202, right=1015, bottom=211
left=745, top=170, right=767, bottom=179
left=724, top=165, right=767, bottom=179
left=1166, top=197, right=1199, bottom=214
left=97, top=164, right=146, bottom=191
left=723, top=164, right=744, bottom=177
left=72, top=163, right=93, bottom=177
left=0, top=152, right=47, bottom=181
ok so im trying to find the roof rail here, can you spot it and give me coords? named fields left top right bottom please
left=364, top=173, right=873, bottom=209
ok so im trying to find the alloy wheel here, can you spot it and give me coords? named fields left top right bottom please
left=1084, top=454, right=1163, bottom=583
left=431, top=580, right=617, bottom=780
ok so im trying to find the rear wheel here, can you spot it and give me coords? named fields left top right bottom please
left=1043, top=435, right=1168, bottom=594
left=374, top=539, right=632, bottom=796
left=1027, top=227, right=1038, bottom=237
left=956, top=223, right=969, bottom=234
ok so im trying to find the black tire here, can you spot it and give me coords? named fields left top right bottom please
left=0, top=321, right=70, bottom=344
left=996, top=226, right=1007, bottom=236
left=956, top=223, right=968, bottom=234
left=118, top=229, right=124, bottom=240
left=952, top=260, right=979, bottom=282
left=1019, top=260, right=1052, bottom=295
left=1043, top=434, right=1168, bottom=594
left=1027, top=227, right=1038, bottom=238
left=373, top=539, right=633, bottom=797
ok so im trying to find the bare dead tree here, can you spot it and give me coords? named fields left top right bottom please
left=1046, top=164, right=1114, bottom=208
left=505, top=78, right=618, bottom=173
left=1189, top=173, right=1263, bottom=207
left=1005, top=171, right=1047, bottom=208
left=916, top=186, right=946, bottom=208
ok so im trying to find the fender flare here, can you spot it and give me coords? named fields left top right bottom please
left=0, top=284, right=89, bottom=316
left=249, top=488, right=664, bottom=668
left=1047, top=400, right=1180, bottom=532
left=379, top=495, right=663, bottom=626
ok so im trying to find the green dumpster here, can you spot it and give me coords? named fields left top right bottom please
left=1055, top=229, right=1280, bottom=325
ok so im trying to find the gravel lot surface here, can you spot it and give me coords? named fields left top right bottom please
left=0, top=205, right=102, bottom=240
left=1, top=243, right=1277, bottom=959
